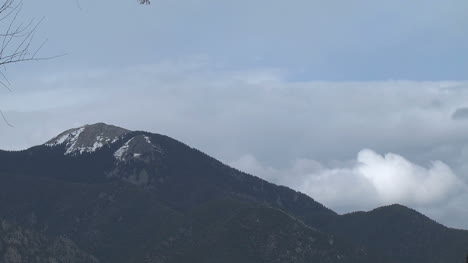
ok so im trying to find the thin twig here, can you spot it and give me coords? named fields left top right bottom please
left=0, top=110, right=12, bottom=127
left=0, top=0, right=51, bottom=127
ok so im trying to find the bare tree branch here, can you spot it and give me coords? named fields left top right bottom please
left=0, top=109, right=12, bottom=127
left=0, top=0, right=53, bottom=127
left=0, top=0, right=147, bottom=126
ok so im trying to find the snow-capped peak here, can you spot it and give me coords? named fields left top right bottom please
left=45, top=123, right=129, bottom=155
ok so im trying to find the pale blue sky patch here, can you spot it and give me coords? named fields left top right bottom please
left=6, top=0, right=468, bottom=80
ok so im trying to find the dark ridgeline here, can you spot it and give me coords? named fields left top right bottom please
left=0, top=123, right=466, bottom=263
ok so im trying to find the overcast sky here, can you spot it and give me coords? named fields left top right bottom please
left=1, top=0, right=468, bottom=229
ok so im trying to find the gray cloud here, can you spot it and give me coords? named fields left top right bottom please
left=451, top=107, right=468, bottom=120
left=2, top=62, right=468, bottom=162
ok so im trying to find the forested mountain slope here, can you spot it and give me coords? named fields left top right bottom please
left=0, top=123, right=465, bottom=262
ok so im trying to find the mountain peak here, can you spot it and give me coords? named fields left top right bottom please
left=45, top=123, right=129, bottom=155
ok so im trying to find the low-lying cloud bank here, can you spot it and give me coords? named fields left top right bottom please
left=2, top=62, right=468, bottom=229
left=230, top=149, right=468, bottom=229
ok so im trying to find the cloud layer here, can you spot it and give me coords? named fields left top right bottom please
left=1, top=62, right=468, bottom=228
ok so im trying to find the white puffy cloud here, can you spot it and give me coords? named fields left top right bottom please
left=356, top=149, right=462, bottom=204
left=230, top=149, right=467, bottom=229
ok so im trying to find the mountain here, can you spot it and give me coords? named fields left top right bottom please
left=0, top=123, right=466, bottom=263
left=326, top=204, right=468, bottom=263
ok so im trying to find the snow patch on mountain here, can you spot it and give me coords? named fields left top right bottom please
left=45, top=123, right=129, bottom=155
left=113, top=135, right=163, bottom=161
left=45, top=123, right=164, bottom=160
left=47, top=127, right=86, bottom=155
left=114, top=138, right=133, bottom=160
